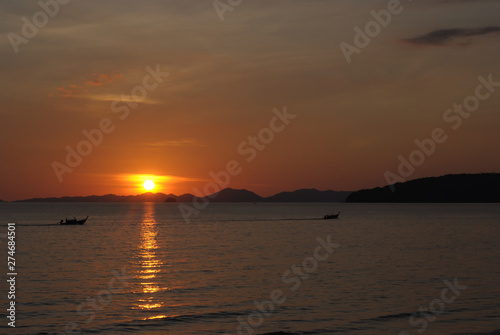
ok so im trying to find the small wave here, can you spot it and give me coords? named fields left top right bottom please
left=214, top=217, right=325, bottom=222
left=111, top=310, right=248, bottom=328
left=368, top=312, right=414, bottom=321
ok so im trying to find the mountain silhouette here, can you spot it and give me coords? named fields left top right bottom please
left=7, top=173, right=500, bottom=203
left=14, top=188, right=349, bottom=202
left=346, top=173, right=500, bottom=202
left=204, top=188, right=263, bottom=202
left=266, top=189, right=351, bottom=202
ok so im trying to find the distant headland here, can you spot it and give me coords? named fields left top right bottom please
left=346, top=173, right=500, bottom=203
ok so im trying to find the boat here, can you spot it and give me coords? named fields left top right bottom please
left=323, top=212, right=340, bottom=220
left=59, top=216, right=88, bottom=225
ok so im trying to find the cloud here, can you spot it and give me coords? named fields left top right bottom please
left=85, top=73, right=123, bottom=86
left=50, top=73, right=122, bottom=98
left=53, top=86, right=88, bottom=98
left=404, top=26, right=500, bottom=45
left=87, top=94, right=161, bottom=104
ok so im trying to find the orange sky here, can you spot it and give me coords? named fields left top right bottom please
left=1, top=1, right=499, bottom=201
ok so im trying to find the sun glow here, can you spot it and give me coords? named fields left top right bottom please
left=143, top=180, right=155, bottom=191
left=116, top=173, right=195, bottom=194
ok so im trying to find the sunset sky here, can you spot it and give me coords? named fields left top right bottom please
left=1, top=0, right=499, bottom=201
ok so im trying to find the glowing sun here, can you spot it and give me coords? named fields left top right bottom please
left=143, top=180, right=155, bottom=191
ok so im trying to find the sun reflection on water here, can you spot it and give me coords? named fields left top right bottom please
left=135, top=203, right=169, bottom=319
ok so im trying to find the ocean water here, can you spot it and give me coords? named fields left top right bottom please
left=0, top=202, right=499, bottom=335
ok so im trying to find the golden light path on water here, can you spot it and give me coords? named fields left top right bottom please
left=135, top=203, right=168, bottom=319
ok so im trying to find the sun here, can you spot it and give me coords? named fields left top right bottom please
left=143, top=180, right=155, bottom=191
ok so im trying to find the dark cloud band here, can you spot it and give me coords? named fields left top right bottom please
left=405, top=26, right=500, bottom=45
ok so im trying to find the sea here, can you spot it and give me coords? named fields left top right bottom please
left=0, top=202, right=498, bottom=335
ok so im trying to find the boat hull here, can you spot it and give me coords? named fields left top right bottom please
left=323, top=212, right=340, bottom=220
left=59, top=217, right=88, bottom=225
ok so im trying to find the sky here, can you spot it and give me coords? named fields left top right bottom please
left=0, top=0, right=499, bottom=201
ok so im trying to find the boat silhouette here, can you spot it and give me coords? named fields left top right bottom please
left=59, top=216, right=88, bottom=225
left=323, top=212, right=340, bottom=220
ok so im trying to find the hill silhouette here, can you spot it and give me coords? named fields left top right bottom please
left=346, top=173, right=500, bottom=203
left=266, top=189, right=351, bottom=202
left=11, top=173, right=500, bottom=203
left=14, top=188, right=349, bottom=203
left=205, top=188, right=264, bottom=202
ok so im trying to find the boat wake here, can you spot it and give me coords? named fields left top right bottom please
left=215, top=217, right=325, bottom=222
left=0, top=223, right=61, bottom=227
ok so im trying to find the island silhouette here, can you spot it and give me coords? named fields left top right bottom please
left=346, top=173, right=500, bottom=203
left=8, top=173, right=500, bottom=203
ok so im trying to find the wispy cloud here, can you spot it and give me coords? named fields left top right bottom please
left=404, top=26, right=500, bottom=45
left=50, top=72, right=123, bottom=98
left=52, top=85, right=88, bottom=98
left=85, top=73, right=123, bottom=86
left=87, top=94, right=162, bottom=104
